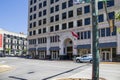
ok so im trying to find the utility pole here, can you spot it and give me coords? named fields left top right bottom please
left=91, top=0, right=99, bottom=80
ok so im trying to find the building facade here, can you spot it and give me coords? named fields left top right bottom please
left=0, top=28, right=27, bottom=56
left=28, top=0, right=120, bottom=61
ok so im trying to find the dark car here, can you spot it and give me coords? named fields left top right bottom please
left=0, top=53, right=5, bottom=57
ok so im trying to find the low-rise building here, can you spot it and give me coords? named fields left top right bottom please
left=0, top=28, right=27, bottom=56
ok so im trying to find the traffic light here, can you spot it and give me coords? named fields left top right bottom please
left=109, top=19, right=114, bottom=33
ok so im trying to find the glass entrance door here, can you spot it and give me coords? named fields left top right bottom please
left=101, top=51, right=111, bottom=61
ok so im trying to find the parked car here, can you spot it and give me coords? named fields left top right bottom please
left=76, top=54, right=92, bottom=63
left=0, top=53, right=5, bottom=57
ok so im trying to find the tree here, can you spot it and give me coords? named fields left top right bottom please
left=115, top=11, right=120, bottom=20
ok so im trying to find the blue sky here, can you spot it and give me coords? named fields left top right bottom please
left=0, top=0, right=28, bottom=34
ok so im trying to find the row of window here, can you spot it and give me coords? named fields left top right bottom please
left=29, top=26, right=116, bottom=45
left=50, top=35, right=60, bottom=43
left=29, top=0, right=114, bottom=14
left=38, top=37, right=47, bottom=44
left=29, top=11, right=114, bottom=29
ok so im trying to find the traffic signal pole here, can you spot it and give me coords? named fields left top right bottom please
left=91, top=0, right=99, bottom=80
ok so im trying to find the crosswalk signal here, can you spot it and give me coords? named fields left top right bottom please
left=109, top=19, right=114, bottom=33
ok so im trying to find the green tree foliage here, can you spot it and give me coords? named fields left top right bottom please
left=115, top=11, right=120, bottom=20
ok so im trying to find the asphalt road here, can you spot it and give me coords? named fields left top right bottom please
left=0, top=57, right=91, bottom=80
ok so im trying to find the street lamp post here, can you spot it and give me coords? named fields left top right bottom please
left=91, top=0, right=99, bottom=80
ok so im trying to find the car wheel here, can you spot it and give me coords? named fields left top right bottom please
left=90, top=60, right=93, bottom=63
left=76, top=59, right=80, bottom=63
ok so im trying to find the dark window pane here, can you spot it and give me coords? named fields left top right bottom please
left=43, top=18, right=46, bottom=24
left=98, top=14, right=104, bottom=22
left=55, top=5, right=59, bottom=12
left=50, top=0, right=54, bottom=4
left=98, top=2, right=103, bottom=9
left=55, top=15, right=59, bottom=21
left=106, top=28, right=110, bottom=36
left=39, top=3, right=42, bottom=9
left=38, top=29, right=41, bottom=34
left=43, top=28, right=46, bottom=33
left=43, top=1, right=47, bottom=7
left=39, top=11, right=42, bottom=17
left=50, top=16, right=54, bottom=22
left=84, top=18, right=90, bottom=25
left=77, top=19, right=82, bottom=27
left=68, top=21, right=73, bottom=28
left=101, top=28, right=105, bottom=37
left=88, top=31, right=91, bottom=39
left=68, top=10, right=73, bottom=18
left=68, top=0, right=73, bottom=7
left=62, top=12, right=67, bottom=19
left=108, top=12, right=115, bottom=19
left=62, top=23, right=67, bottom=30
left=107, top=0, right=114, bottom=7
left=55, top=25, right=59, bottom=31
left=77, top=7, right=82, bottom=15
left=84, top=5, right=90, bottom=13
left=43, top=9, right=47, bottom=16
left=62, top=2, right=67, bottom=9
left=50, top=7, right=54, bottom=13
left=38, top=20, right=42, bottom=26
left=50, top=26, right=54, bottom=32
left=33, top=22, right=36, bottom=27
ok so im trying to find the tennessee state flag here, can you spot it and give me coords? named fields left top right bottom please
left=71, top=31, right=79, bottom=38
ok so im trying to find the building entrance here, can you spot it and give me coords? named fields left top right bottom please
left=101, top=51, right=111, bottom=61
left=64, top=38, right=73, bottom=60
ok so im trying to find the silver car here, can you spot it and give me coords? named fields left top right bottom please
left=76, top=54, right=92, bottom=63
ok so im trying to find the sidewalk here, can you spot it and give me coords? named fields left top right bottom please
left=0, top=65, right=12, bottom=73
left=52, top=62, right=120, bottom=80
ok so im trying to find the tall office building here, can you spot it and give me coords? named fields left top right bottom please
left=28, top=0, right=120, bottom=61
left=0, top=28, right=27, bottom=56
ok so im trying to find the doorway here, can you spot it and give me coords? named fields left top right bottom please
left=101, top=51, right=111, bottom=61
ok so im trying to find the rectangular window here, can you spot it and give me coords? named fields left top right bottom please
left=30, top=8, right=32, bottom=13
left=43, top=28, right=46, bottom=33
left=39, top=11, right=42, bottom=17
left=33, top=22, right=36, bottom=27
left=62, top=23, right=67, bottom=30
left=101, top=28, right=105, bottom=37
left=34, top=5, right=36, bottom=11
left=33, top=13, right=36, bottom=19
left=84, top=31, right=87, bottom=39
left=30, top=0, right=32, bottom=5
left=55, top=5, right=59, bottom=12
left=108, top=12, right=115, bottom=19
left=88, top=31, right=91, bottom=39
left=62, top=12, right=67, bottom=19
left=29, top=23, right=32, bottom=28
left=62, top=2, right=67, bottom=9
left=30, top=15, right=32, bottom=21
left=68, top=10, right=73, bottom=18
left=84, top=18, right=90, bottom=25
left=77, top=19, right=82, bottom=27
left=50, top=16, right=54, bottom=22
left=80, top=32, right=83, bottom=39
left=55, top=0, right=59, bottom=2
left=43, top=18, right=46, bottom=24
left=68, top=21, right=73, bottom=28
left=38, top=20, right=42, bottom=26
left=107, top=0, right=114, bottom=7
left=84, top=5, right=90, bottom=13
left=50, top=26, right=54, bottom=32
left=112, top=26, right=116, bottom=36
left=33, top=30, right=36, bottom=35
left=50, top=0, right=54, bottom=4
left=106, top=28, right=110, bottom=36
left=68, top=0, right=73, bottom=7
left=55, top=15, right=59, bottom=21
left=38, top=29, right=41, bottom=34
left=43, top=1, right=47, bottom=7
left=39, top=3, right=42, bottom=9
left=55, top=25, right=59, bottom=31
left=77, top=7, right=82, bottom=15
left=98, top=14, right=104, bottom=22
left=98, top=2, right=103, bottom=9
left=43, top=9, right=47, bottom=16
left=29, top=31, right=32, bottom=36
left=50, top=7, right=54, bottom=13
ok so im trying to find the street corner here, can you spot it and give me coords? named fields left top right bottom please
left=0, top=64, right=12, bottom=73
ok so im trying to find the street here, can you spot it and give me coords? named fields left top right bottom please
left=0, top=57, right=120, bottom=80
left=0, top=57, right=91, bottom=80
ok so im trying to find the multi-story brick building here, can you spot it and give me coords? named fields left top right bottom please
left=28, top=0, right=120, bottom=61
left=0, top=28, right=27, bottom=56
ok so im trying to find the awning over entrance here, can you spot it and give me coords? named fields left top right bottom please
left=77, top=44, right=91, bottom=49
left=37, top=47, right=46, bottom=51
left=49, top=46, right=60, bottom=51
left=28, top=48, right=36, bottom=51
left=99, top=42, right=117, bottom=48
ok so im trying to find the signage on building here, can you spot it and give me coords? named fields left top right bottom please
left=0, top=34, right=3, bottom=50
